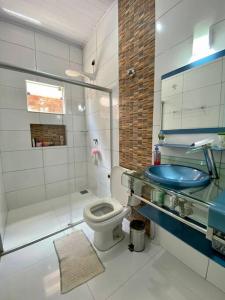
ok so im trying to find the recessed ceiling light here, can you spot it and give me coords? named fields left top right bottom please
left=156, top=21, right=163, bottom=32
left=2, top=8, right=41, bottom=25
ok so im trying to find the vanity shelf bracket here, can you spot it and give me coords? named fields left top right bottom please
left=132, top=193, right=207, bottom=235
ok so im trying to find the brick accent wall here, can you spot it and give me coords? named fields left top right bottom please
left=119, top=0, right=155, bottom=170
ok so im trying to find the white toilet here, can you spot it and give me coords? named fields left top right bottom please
left=83, top=166, right=131, bottom=251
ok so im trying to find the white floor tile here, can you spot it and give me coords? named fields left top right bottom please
left=87, top=234, right=162, bottom=300
left=0, top=220, right=225, bottom=300
left=108, top=251, right=225, bottom=300
left=3, top=191, right=96, bottom=250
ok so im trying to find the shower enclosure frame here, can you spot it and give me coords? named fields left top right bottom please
left=0, top=62, right=113, bottom=256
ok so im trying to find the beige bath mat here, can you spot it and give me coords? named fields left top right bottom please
left=54, top=230, right=105, bottom=294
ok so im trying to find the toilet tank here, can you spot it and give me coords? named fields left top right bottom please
left=111, top=166, right=129, bottom=206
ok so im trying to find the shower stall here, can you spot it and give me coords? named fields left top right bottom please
left=0, top=62, right=112, bottom=255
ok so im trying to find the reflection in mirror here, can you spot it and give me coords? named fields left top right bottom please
left=161, top=51, right=225, bottom=131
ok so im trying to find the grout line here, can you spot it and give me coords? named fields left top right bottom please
left=155, top=34, right=193, bottom=59
left=1, top=145, right=86, bottom=154
left=105, top=247, right=164, bottom=300
left=0, top=16, right=83, bottom=49
left=0, top=37, right=35, bottom=51
left=33, top=32, right=38, bottom=71
left=156, top=0, right=183, bottom=21
left=205, top=258, right=210, bottom=279
left=87, top=282, right=96, bottom=300
left=0, top=38, right=82, bottom=66
left=4, top=175, right=87, bottom=196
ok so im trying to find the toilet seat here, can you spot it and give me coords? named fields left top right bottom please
left=84, top=198, right=123, bottom=223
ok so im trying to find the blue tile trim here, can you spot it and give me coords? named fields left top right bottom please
left=161, top=127, right=225, bottom=135
left=161, top=49, right=225, bottom=80
left=138, top=205, right=225, bottom=268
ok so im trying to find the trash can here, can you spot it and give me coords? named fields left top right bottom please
left=128, top=220, right=145, bottom=252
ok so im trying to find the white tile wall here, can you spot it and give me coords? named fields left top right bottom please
left=0, top=20, right=88, bottom=209
left=36, top=52, right=69, bottom=77
left=182, top=106, right=220, bottom=128
left=4, top=168, right=45, bottom=192
left=35, top=33, right=70, bottom=60
left=1, top=150, right=43, bottom=172
left=0, top=69, right=36, bottom=89
left=69, top=45, right=83, bottom=64
left=0, top=21, right=35, bottom=48
left=97, top=2, right=118, bottom=48
left=0, top=86, right=27, bottom=110
left=161, top=74, right=183, bottom=98
left=154, top=0, right=225, bottom=146
left=0, top=40, right=35, bottom=69
left=0, top=131, right=32, bottom=151
left=43, top=148, right=68, bottom=166
left=163, top=111, right=182, bottom=130
left=182, top=84, right=222, bottom=109
left=162, top=73, right=223, bottom=130
left=207, top=260, right=225, bottom=293
left=155, top=0, right=181, bottom=20
left=157, top=227, right=208, bottom=277
left=6, top=185, right=46, bottom=210
left=183, top=60, right=223, bottom=92
left=39, top=113, right=63, bottom=125
left=155, top=0, right=225, bottom=56
left=84, top=0, right=118, bottom=197
left=46, top=179, right=74, bottom=200
left=0, top=110, right=40, bottom=131
left=154, top=0, right=225, bottom=291
left=44, top=164, right=73, bottom=184
left=162, top=94, right=182, bottom=114
left=0, top=156, right=7, bottom=241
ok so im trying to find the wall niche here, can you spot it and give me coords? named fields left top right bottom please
left=30, top=124, right=66, bottom=147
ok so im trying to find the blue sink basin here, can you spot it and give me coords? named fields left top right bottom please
left=144, top=164, right=210, bottom=189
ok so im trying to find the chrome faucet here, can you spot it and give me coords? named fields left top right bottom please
left=188, top=142, right=219, bottom=179
left=202, top=145, right=219, bottom=179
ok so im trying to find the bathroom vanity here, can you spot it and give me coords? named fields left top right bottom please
left=122, top=168, right=225, bottom=268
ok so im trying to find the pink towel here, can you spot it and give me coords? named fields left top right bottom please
left=91, top=148, right=99, bottom=156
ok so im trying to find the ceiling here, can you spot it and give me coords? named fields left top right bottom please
left=0, top=0, right=114, bottom=46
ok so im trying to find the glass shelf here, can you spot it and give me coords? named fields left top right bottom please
left=155, top=143, right=225, bottom=151
left=122, top=169, right=224, bottom=208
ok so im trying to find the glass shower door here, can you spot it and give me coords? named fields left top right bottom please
left=0, top=71, right=73, bottom=251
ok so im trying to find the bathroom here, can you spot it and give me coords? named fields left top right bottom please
left=0, top=0, right=225, bottom=299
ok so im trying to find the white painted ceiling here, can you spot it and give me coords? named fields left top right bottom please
left=0, top=0, right=114, bottom=46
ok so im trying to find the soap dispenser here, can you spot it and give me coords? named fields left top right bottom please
left=153, top=146, right=161, bottom=165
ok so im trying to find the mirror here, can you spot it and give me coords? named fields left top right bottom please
left=161, top=50, right=225, bottom=133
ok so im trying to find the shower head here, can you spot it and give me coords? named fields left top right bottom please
left=65, top=69, right=95, bottom=80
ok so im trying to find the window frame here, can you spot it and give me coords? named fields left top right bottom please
left=26, top=80, right=66, bottom=115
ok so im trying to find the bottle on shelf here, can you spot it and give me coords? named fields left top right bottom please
left=153, top=145, right=161, bottom=165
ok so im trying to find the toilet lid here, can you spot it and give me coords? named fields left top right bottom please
left=84, top=198, right=123, bottom=222
left=111, top=166, right=131, bottom=206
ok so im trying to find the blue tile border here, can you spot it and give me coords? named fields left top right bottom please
left=161, top=49, right=225, bottom=80
left=138, top=205, right=225, bottom=268
left=161, top=127, right=225, bottom=135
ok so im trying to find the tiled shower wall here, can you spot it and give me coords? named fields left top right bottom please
left=0, top=153, right=7, bottom=241
left=119, top=0, right=155, bottom=170
left=83, top=1, right=119, bottom=197
left=0, top=20, right=88, bottom=210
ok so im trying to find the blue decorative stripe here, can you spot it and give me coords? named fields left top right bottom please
left=161, top=127, right=225, bottom=135
left=138, top=205, right=225, bottom=268
left=161, top=49, right=225, bottom=80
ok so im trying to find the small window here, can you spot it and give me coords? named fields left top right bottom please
left=26, top=80, right=65, bottom=114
